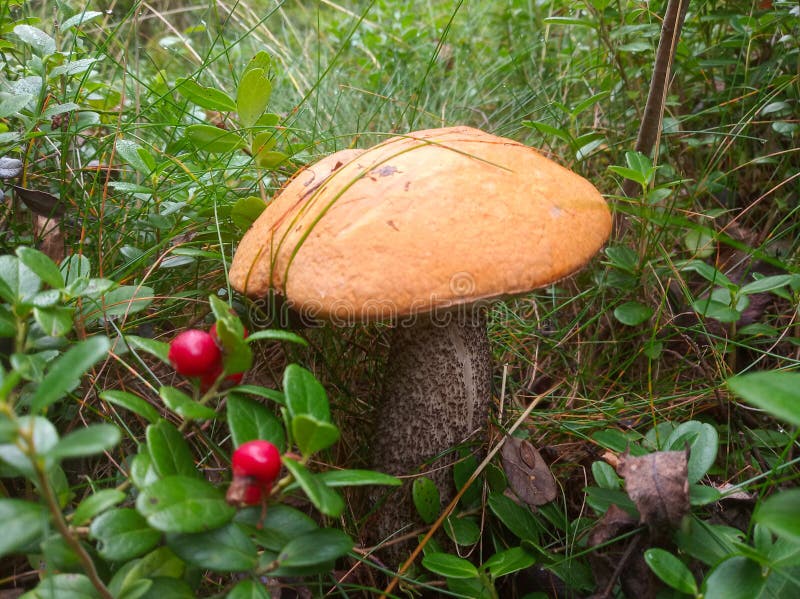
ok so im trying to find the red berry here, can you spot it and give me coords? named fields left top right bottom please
left=168, top=329, right=222, bottom=377
left=232, top=440, right=281, bottom=484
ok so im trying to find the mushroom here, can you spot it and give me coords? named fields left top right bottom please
left=229, top=126, right=611, bottom=555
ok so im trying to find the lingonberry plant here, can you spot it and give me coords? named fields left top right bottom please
left=168, top=329, right=222, bottom=377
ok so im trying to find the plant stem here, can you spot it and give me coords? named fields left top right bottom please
left=620, top=0, right=690, bottom=202
left=34, top=457, right=113, bottom=599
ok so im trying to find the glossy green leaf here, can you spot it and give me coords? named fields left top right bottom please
left=61, top=11, right=104, bottom=30
left=90, top=508, right=161, bottom=561
left=226, top=393, right=285, bottom=450
left=239, top=504, right=318, bottom=551
left=592, top=461, right=621, bottom=489
left=59, top=254, right=91, bottom=286
left=283, top=364, right=330, bottom=422
left=49, top=424, right=121, bottom=460
left=422, top=552, right=479, bottom=579
left=13, top=25, right=55, bottom=56
left=254, top=150, right=289, bottom=169
left=185, top=124, right=246, bottom=153
left=21, top=573, right=98, bottom=599
left=292, top=414, right=340, bottom=457
left=231, top=196, right=266, bottom=231
left=483, top=546, right=536, bottom=579
left=0, top=499, right=48, bottom=558
left=412, top=476, right=440, bottom=525
left=17, top=247, right=64, bottom=289
left=101, top=390, right=161, bottom=425
left=0, top=254, right=42, bottom=303
left=136, top=475, right=235, bottom=533
left=175, top=78, right=236, bottom=112
left=227, top=580, right=270, bottom=599
left=666, top=421, right=718, bottom=483
left=277, top=528, right=352, bottom=568
left=246, top=330, right=307, bottom=346
left=644, top=548, right=698, bottom=595
left=728, top=371, right=800, bottom=427
left=124, top=335, right=170, bottom=366
left=33, top=306, right=74, bottom=336
left=703, top=556, right=765, bottom=599
left=282, top=457, right=344, bottom=517
left=236, top=68, right=271, bottom=129
left=317, top=469, right=400, bottom=488
left=740, top=274, right=794, bottom=296
left=159, top=386, right=216, bottom=421
left=168, top=523, right=257, bottom=571
left=89, top=285, right=154, bottom=319
left=116, top=139, right=153, bottom=176
left=72, top=489, right=127, bottom=526
left=613, top=301, right=653, bottom=326
left=0, top=416, right=58, bottom=477
left=444, top=515, right=481, bottom=546
left=488, top=492, right=541, bottom=542
left=146, top=421, right=199, bottom=478
left=108, top=546, right=186, bottom=598
left=30, top=336, right=110, bottom=412
left=754, top=490, right=800, bottom=543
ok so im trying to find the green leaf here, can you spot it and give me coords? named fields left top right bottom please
left=31, top=336, right=110, bottom=412
left=592, top=461, right=621, bottom=489
left=740, top=274, right=794, bottom=296
left=422, top=552, right=479, bottom=579
left=277, top=528, right=352, bottom=568
left=666, top=421, right=718, bottom=483
left=61, top=11, right=104, bottom=30
left=49, top=424, right=121, bottom=460
left=17, top=247, right=64, bottom=289
left=72, top=489, right=127, bottom=526
left=317, top=469, right=401, bottom=488
left=0, top=416, right=58, bottom=477
left=238, top=504, right=318, bottom=551
left=185, top=124, right=246, bottom=153
left=292, top=414, right=340, bottom=457
left=0, top=254, right=42, bottom=303
left=33, top=306, right=74, bottom=336
left=226, top=393, right=285, bottom=450
left=254, top=150, right=289, bottom=169
left=60, top=254, right=91, bottom=286
left=146, top=421, right=199, bottom=478
left=488, top=492, right=541, bottom=542
left=613, top=301, right=653, bottom=326
left=444, top=515, right=481, bottom=546
left=116, top=139, right=153, bottom=176
left=90, top=508, right=161, bottom=561
left=283, top=364, right=330, bottom=422
left=101, top=390, right=161, bottom=425
left=412, top=476, right=440, bottom=525
left=13, top=25, right=55, bottom=56
left=174, top=78, right=236, bottom=112
left=88, top=285, right=154, bottom=319
left=282, top=457, right=344, bottom=517
left=246, top=329, right=307, bottom=346
left=167, top=523, right=257, bottom=571
left=644, top=548, right=698, bottom=595
left=159, top=386, right=217, bottom=421
left=227, top=580, right=270, bottom=599
left=702, top=556, right=765, bottom=599
left=124, top=335, right=171, bottom=365
left=243, top=51, right=272, bottom=77
left=136, top=475, right=235, bottom=533
left=231, top=196, right=266, bottom=231
left=21, top=573, right=99, bottom=599
left=483, top=546, right=536, bottom=579
left=728, top=371, right=800, bottom=427
left=108, top=546, right=186, bottom=598
left=754, top=490, right=800, bottom=543
left=0, top=93, right=33, bottom=118
left=0, top=499, right=48, bottom=558
left=236, top=68, right=271, bottom=129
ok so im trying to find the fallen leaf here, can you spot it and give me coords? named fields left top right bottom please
left=618, top=450, right=690, bottom=530
left=11, top=185, right=66, bottom=217
left=501, top=436, right=558, bottom=506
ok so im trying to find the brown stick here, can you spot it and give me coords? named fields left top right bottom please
left=620, top=0, right=690, bottom=201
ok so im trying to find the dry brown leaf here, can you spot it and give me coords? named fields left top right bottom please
left=618, top=450, right=690, bottom=529
left=500, top=436, right=558, bottom=506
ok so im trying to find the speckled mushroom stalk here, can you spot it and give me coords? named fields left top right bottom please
left=228, top=126, right=612, bottom=562
left=371, top=311, right=491, bottom=548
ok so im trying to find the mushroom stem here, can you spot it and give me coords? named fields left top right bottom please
left=371, top=310, right=492, bottom=555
